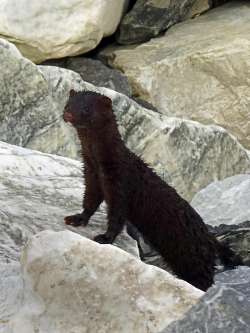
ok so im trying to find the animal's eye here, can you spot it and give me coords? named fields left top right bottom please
left=84, top=106, right=91, bottom=113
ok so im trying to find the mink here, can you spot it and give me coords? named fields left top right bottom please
left=63, top=89, right=241, bottom=291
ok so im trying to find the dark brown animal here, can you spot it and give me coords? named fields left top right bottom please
left=63, top=89, right=240, bottom=291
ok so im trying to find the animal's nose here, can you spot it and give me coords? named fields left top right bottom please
left=63, top=111, right=74, bottom=123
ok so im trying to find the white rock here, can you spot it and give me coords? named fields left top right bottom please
left=0, top=0, right=129, bottom=63
left=1, top=39, right=250, bottom=200
left=0, top=263, right=22, bottom=333
left=100, top=1, right=250, bottom=149
left=191, top=174, right=250, bottom=226
left=0, top=141, right=139, bottom=264
left=5, top=230, right=203, bottom=333
left=40, top=65, right=250, bottom=200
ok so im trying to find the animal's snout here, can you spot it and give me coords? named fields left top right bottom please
left=63, top=111, right=74, bottom=123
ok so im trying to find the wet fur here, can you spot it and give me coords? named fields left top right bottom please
left=63, top=90, right=238, bottom=291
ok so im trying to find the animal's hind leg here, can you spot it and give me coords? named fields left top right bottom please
left=94, top=184, right=126, bottom=244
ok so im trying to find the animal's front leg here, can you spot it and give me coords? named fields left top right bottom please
left=65, top=159, right=103, bottom=227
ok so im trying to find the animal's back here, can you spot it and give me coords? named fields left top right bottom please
left=123, top=151, right=216, bottom=290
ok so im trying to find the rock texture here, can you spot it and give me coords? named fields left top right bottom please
left=191, top=174, right=250, bottom=226
left=3, top=230, right=203, bottom=333
left=160, top=266, right=250, bottom=333
left=42, top=57, right=132, bottom=96
left=1, top=39, right=250, bottom=200
left=119, top=116, right=250, bottom=200
left=0, top=263, right=22, bottom=333
left=0, top=141, right=139, bottom=264
left=101, top=1, right=250, bottom=149
left=0, top=38, right=81, bottom=159
left=117, top=0, right=210, bottom=44
left=208, top=221, right=250, bottom=266
left=0, top=0, right=129, bottom=63
left=38, top=66, right=250, bottom=200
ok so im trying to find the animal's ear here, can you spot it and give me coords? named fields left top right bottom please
left=100, top=95, right=112, bottom=108
left=69, top=89, right=77, bottom=97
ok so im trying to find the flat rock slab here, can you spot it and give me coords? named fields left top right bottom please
left=191, top=174, right=250, bottom=226
left=160, top=266, right=250, bottom=333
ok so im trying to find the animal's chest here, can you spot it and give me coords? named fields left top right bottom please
left=84, top=141, right=101, bottom=170
left=85, top=142, right=113, bottom=183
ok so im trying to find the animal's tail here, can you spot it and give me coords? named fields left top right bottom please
left=217, top=241, right=243, bottom=269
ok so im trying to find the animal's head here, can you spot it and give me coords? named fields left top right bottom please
left=63, top=90, right=114, bottom=129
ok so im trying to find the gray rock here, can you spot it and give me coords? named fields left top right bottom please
left=160, top=266, right=250, bottom=333
left=209, top=221, right=250, bottom=266
left=0, top=141, right=139, bottom=264
left=213, top=0, right=229, bottom=7
left=1, top=39, right=250, bottom=201
left=191, top=174, right=250, bottom=226
left=117, top=0, right=210, bottom=44
left=42, top=57, right=132, bottom=97
left=0, top=0, right=129, bottom=63
left=103, top=1, right=250, bottom=149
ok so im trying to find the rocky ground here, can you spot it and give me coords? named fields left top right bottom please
left=0, top=0, right=250, bottom=332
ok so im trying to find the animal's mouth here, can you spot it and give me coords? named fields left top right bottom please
left=63, top=111, right=74, bottom=123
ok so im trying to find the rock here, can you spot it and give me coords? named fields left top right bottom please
left=4, top=230, right=203, bottom=333
left=160, top=266, right=250, bottom=333
left=213, top=0, right=229, bottom=7
left=101, top=1, right=250, bottom=149
left=191, top=174, right=250, bottom=226
left=209, top=221, right=250, bottom=266
left=117, top=0, right=210, bottom=44
left=0, top=38, right=81, bottom=159
left=37, top=66, right=250, bottom=200
left=42, top=57, right=132, bottom=96
left=0, top=263, right=22, bottom=333
left=0, top=0, right=129, bottom=63
left=0, top=141, right=139, bottom=264
left=1, top=39, right=250, bottom=201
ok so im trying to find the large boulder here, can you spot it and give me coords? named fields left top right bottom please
left=42, top=57, right=132, bottom=97
left=3, top=230, right=203, bottom=333
left=101, top=1, right=250, bottom=149
left=191, top=174, right=250, bottom=226
left=39, top=65, right=250, bottom=201
left=0, top=38, right=81, bottom=159
left=0, top=141, right=139, bottom=264
left=117, top=0, right=210, bottom=44
left=35, top=66, right=250, bottom=200
left=0, top=263, right=23, bottom=333
left=0, top=0, right=129, bottom=63
left=1, top=39, right=250, bottom=200
left=160, top=266, right=250, bottom=333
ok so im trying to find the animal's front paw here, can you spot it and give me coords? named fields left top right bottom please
left=64, top=213, right=88, bottom=227
left=93, top=233, right=113, bottom=244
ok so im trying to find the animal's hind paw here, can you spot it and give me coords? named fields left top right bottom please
left=93, top=233, right=113, bottom=244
